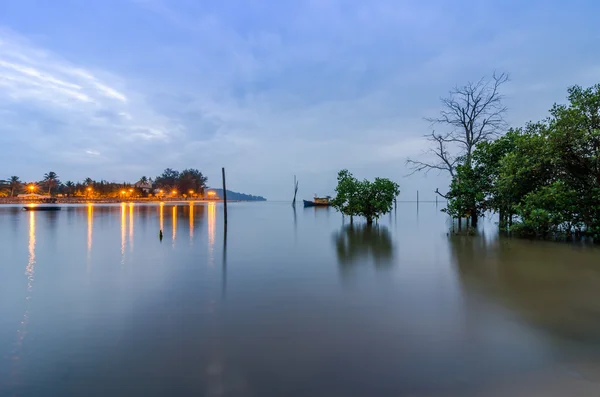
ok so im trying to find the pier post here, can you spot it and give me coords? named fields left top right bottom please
left=222, top=167, right=227, bottom=226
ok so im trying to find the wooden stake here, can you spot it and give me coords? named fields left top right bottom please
left=292, top=175, right=298, bottom=205
left=222, top=167, right=227, bottom=225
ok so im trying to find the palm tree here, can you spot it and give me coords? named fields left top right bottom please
left=9, top=176, right=21, bottom=197
left=84, top=177, right=94, bottom=186
left=44, top=171, right=59, bottom=195
left=64, top=181, right=75, bottom=196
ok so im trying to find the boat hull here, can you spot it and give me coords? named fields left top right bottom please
left=303, top=200, right=330, bottom=207
left=22, top=206, right=61, bottom=211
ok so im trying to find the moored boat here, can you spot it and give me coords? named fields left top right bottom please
left=303, top=196, right=331, bottom=207
left=22, top=206, right=61, bottom=211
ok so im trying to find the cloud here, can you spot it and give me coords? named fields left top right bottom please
left=0, top=29, right=181, bottom=177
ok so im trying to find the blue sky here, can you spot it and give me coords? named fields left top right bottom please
left=1, top=0, right=599, bottom=199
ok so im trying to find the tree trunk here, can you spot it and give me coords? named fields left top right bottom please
left=499, top=209, right=505, bottom=231
left=366, top=216, right=373, bottom=225
left=471, top=211, right=478, bottom=228
left=458, top=217, right=462, bottom=231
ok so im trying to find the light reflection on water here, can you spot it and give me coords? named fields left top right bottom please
left=1, top=203, right=600, bottom=396
left=172, top=205, right=177, bottom=247
left=129, top=203, right=134, bottom=253
left=120, top=203, right=126, bottom=264
left=189, top=202, right=194, bottom=243
left=207, top=202, right=216, bottom=266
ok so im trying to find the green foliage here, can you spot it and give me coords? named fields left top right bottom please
left=445, top=83, right=600, bottom=242
left=331, top=170, right=399, bottom=224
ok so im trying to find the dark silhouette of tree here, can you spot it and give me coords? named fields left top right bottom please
left=9, top=176, right=21, bottom=197
left=64, top=181, right=75, bottom=196
left=178, top=169, right=208, bottom=195
left=407, top=72, right=509, bottom=178
left=43, top=172, right=59, bottom=195
left=154, top=168, right=180, bottom=191
left=407, top=72, right=509, bottom=228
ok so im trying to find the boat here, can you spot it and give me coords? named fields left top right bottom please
left=303, top=196, right=331, bottom=207
left=22, top=206, right=61, bottom=211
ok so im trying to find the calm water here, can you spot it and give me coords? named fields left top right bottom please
left=2, top=202, right=600, bottom=396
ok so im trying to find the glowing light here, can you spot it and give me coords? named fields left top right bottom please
left=121, top=190, right=125, bottom=194
left=172, top=190, right=177, bottom=195
left=87, top=187, right=92, bottom=191
left=129, top=189, right=133, bottom=192
left=207, top=191, right=216, bottom=196
left=28, top=185, right=35, bottom=191
left=189, top=190, right=194, bottom=194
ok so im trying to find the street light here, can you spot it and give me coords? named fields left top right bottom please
left=28, top=185, right=35, bottom=192
left=172, top=190, right=177, bottom=195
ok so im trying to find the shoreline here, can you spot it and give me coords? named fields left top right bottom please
left=0, top=197, right=242, bottom=205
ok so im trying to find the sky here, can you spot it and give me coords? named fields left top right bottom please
left=1, top=0, right=599, bottom=200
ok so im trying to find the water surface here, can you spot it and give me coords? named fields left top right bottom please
left=2, top=202, right=600, bottom=396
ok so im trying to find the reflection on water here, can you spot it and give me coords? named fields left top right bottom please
left=208, top=202, right=215, bottom=248
left=208, top=202, right=216, bottom=266
left=129, top=203, right=134, bottom=252
left=159, top=202, right=164, bottom=232
left=450, top=235, right=600, bottom=344
left=4, top=204, right=600, bottom=396
left=87, top=204, right=93, bottom=254
left=120, top=203, right=126, bottom=264
left=87, top=205, right=93, bottom=272
left=172, top=205, right=177, bottom=246
left=189, top=203, right=194, bottom=242
left=9, top=212, right=36, bottom=385
left=333, top=223, right=394, bottom=268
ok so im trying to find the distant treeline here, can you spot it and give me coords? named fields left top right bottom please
left=1, top=168, right=266, bottom=201
left=211, top=189, right=266, bottom=202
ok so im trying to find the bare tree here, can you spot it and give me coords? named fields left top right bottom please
left=407, top=72, right=509, bottom=179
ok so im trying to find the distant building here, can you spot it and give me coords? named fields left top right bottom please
left=134, top=181, right=153, bottom=193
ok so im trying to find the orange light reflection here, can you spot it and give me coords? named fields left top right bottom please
left=129, top=203, right=134, bottom=252
left=189, top=203, right=194, bottom=241
left=121, top=203, right=126, bottom=264
left=208, top=202, right=216, bottom=255
left=172, top=205, right=177, bottom=244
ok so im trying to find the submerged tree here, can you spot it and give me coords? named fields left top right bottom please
left=407, top=72, right=509, bottom=227
left=331, top=170, right=399, bottom=225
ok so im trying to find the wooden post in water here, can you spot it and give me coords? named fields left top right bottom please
left=222, top=167, right=227, bottom=226
left=292, top=175, right=298, bottom=206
